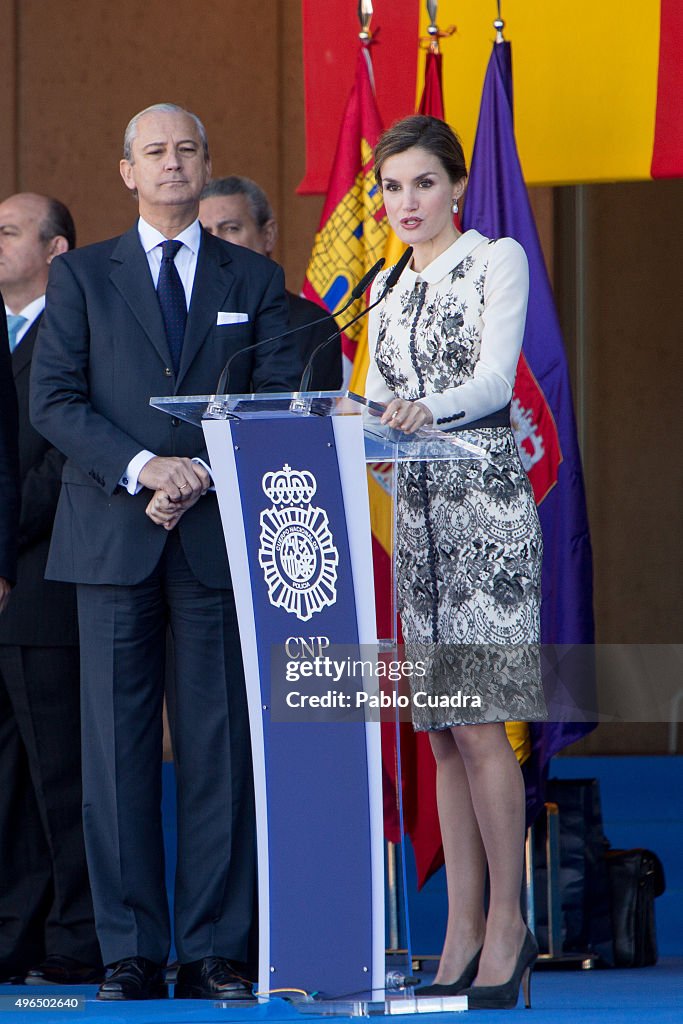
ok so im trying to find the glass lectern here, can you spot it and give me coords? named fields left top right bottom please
left=150, top=390, right=482, bottom=1013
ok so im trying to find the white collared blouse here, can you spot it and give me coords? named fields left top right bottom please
left=366, top=229, right=529, bottom=428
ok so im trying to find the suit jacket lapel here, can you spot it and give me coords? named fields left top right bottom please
left=178, top=229, right=235, bottom=389
left=108, top=225, right=173, bottom=370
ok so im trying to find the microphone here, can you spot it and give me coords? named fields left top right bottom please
left=298, top=247, right=413, bottom=393
left=382, top=245, right=413, bottom=292
left=349, top=257, right=386, bottom=301
left=214, top=258, right=386, bottom=397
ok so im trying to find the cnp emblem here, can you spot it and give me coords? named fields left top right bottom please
left=258, top=464, right=338, bottom=621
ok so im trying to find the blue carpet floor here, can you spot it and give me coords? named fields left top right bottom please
left=6, top=756, right=678, bottom=1022
left=4, top=961, right=683, bottom=1024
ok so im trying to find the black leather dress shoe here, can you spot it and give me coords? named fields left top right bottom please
left=174, top=957, right=255, bottom=1000
left=25, top=955, right=103, bottom=986
left=97, top=957, right=167, bottom=1001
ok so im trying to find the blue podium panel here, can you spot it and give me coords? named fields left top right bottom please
left=202, top=413, right=383, bottom=1000
left=267, top=721, right=375, bottom=998
left=232, top=417, right=371, bottom=996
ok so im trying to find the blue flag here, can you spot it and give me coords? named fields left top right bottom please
left=463, top=41, right=595, bottom=817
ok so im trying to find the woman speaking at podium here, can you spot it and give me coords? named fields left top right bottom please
left=366, top=115, right=546, bottom=1011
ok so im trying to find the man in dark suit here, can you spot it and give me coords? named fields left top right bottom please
left=0, top=193, right=101, bottom=986
left=30, top=104, right=300, bottom=1001
left=200, top=176, right=342, bottom=390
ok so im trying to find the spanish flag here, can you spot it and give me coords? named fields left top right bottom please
left=430, top=0, right=683, bottom=184
left=300, top=1, right=683, bottom=191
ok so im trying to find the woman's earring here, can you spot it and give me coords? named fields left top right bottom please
left=452, top=197, right=459, bottom=215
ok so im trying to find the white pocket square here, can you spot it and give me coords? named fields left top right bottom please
left=217, top=311, right=249, bottom=325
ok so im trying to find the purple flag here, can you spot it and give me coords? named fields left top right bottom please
left=463, top=41, right=596, bottom=819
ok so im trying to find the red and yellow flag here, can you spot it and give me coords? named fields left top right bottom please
left=302, top=45, right=388, bottom=376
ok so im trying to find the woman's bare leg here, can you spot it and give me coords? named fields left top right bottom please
left=429, top=728, right=487, bottom=983
left=451, top=723, right=527, bottom=986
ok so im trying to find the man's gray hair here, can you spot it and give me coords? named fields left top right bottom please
left=123, top=103, right=210, bottom=162
left=201, top=176, right=274, bottom=228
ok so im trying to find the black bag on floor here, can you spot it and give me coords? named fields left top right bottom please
left=605, top=848, right=666, bottom=967
left=534, top=778, right=614, bottom=963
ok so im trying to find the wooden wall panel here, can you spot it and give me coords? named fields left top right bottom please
left=17, top=0, right=275, bottom=239
left=12, top=0, right=320, bottom=290
left=528, top=187, right=554, bottom=284
left=0, top=1, right=17, bottom=198
left=580, top=180, right=683, bottom=646
left=557, top=179, right=683, bottom=756
left=279, top=1, right=324, bottom=290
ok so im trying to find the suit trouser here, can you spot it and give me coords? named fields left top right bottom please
left=0, top=645, right=100, bottom=969
left=76, top=531, right=255, bottom=967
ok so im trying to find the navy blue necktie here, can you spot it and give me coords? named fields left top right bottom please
left=157, top=239, right=187, bottom=374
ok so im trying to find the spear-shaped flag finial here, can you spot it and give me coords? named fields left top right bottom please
left=358, top=0, right=373, bottom=42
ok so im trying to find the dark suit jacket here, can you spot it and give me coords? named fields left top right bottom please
left=287, top=292, right=342, bottom=392
left=30, top=225, right=299, bottom=589
left=0, top=314, right=78, bottom=647
left=0, top=300, right=20, bottom=585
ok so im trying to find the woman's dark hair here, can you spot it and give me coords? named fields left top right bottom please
left=374, top=115, right=467, bottom=188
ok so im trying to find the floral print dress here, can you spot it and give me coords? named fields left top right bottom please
left=366, top=230, right=547, bottom=729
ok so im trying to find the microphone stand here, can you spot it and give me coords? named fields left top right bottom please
left=291, top=247, right=414, bottom=413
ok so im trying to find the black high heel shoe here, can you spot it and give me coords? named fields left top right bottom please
left=416, top=947, right=482, bottom=997
left=461, top=928, right=538, bottom=1010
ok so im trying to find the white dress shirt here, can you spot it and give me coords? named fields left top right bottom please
left=137, top=216, right=201, bottom=305
left=120, top=217, right=206, bottom=495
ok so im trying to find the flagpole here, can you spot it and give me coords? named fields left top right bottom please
left=358, top=0, right=373, bottom=42
left=575, top=186, right=588, bottom=453
left=426, top=1, right=441, bottom=52
left=494, top=1, right=505, bottom=43
left=422, top=1, right=456, bottom=56
left=359, top=1, right=413, bottom=966
left=357, top=0, right=378, bottom=92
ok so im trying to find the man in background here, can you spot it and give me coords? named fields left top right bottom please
left=200, top=176, right=342, bottom=391
left=0, top=193, right=101, bottom=985
left=0, top=309, right=19, bottom=622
